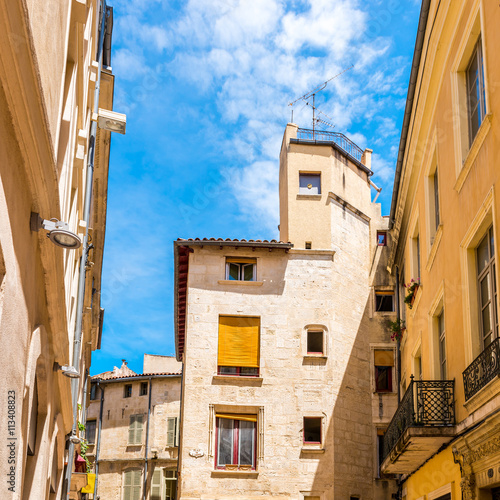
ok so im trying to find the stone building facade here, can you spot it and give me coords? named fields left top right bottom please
left=0, top=0, right=121, bottom=498
left=173, top=124, right=398, bottom=500
left=86, top=356, right=182, bottom=500
left=382, top=1, right=500, bottom=500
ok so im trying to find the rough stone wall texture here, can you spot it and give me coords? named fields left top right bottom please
left=87, top=375, right=181, bottom=499
left=143, top=354, right=182, bottom=374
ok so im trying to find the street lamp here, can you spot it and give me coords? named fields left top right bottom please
left=53, top=362, right=81, bottom=379
left=30, top=213, right=81, bottom=249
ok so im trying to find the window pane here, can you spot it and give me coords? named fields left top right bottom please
left=217, top=419, right=233, bottom=466
left=482, top=304, right=492, bottom=338
left=238, top=421, right=255, bottom=466
left=434, top=172, right=440, bottom=228
left=240, top=367, right=259, bottom=376
left=477, top=234, right=490, bottom=274
left=228, top=263, right=239, bottom=280
left=481, top=275, right=491, bottom=307
left=86, top=420, right=96, bottom=444
left=307, top=331, right=323, bottom=353
left=243, top=264, right=254, bottom=281
left=299, top=174, right=321, bottom=195
left=375, top=366, right=391, bottom=391
left=219, top=366, right=238, bottom=375
left=490, top=228, right=495, bottom=256
left=376, top=294, right=394, bottom=312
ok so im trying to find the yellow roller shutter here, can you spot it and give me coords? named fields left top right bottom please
left=374, top=350, right=394, bottom=366
left=216, top=413, right=257, bottom=422
left=218, top=316, right=260, bottom=368
left=226, top=257, right=256, bottom=264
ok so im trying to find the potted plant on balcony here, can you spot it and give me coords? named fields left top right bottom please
left=404, top=279, right=420, bottom=309
left=388, top=318, right=406, bottom=342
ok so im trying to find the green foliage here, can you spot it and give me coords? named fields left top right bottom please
left=387, top=318, right=406, bottom=342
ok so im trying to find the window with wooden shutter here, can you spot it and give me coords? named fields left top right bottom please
left=151, top=468, right=162, bottom=500
left=128, top=415, right=143, bottom=445
left=218, top=316, right=260, bottom=376
left=166, top=417, right=177, bottom=447
left=123, top=469, right=141, bottom=500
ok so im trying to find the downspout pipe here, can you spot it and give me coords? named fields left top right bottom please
left=65, top=2, right=108, bottom=498
left=94, top=382, right=105, bottom=499
left=176, top=360, right=185, bottom=499
left=389, top=0, right=431, bottom=229
left=144, top=377, right=153, bottom=500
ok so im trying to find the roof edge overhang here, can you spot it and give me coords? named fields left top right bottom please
left=92, top=373, right=181, bottom=383
left=389, top=0, right=432, bottom=229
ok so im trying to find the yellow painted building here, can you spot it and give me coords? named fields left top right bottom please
left=382, top=1, right=500, bottom=499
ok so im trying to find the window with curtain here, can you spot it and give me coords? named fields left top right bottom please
left=86, top=420, right=96, bottom=444
left=218, top=316, right=260, bottom=376
left=216, top=414, right=257, bottom=469
left=438, top=311, right=447, bottom=379
left=123, top=469, right=141, bottom=500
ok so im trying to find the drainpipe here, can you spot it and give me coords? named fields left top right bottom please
left=64, top=2, right=108, bottom=498
left=395, top=265, right=401, bottom=403
left=176, top=360, right=185, bottom=499
left=94, top=381, right=105, bottom=499
left=369, top=179, right=382, bottom=203
left=143, top=377, right=153, bottom=500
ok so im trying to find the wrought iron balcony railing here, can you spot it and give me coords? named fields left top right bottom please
left=382, top=378, right=455, bottom=461
left=463, top=337, right=500, bottom=401
left=296, top=128, right=364, bottom=163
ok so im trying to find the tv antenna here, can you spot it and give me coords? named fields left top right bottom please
left=288, top=65, right=353, bottom=137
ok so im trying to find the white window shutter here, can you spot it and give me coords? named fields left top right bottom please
left=128, top=417, right=136, bottom=445
left=132, top=469, right=142, bottom=500
left=123, top=471, right=132, bottom=500
left=136, top=415, right=143, bottom=445
left=151, top=468, right=162, bottom=500
left=175, top=417, right=180, bottom=447
left=166, top=417, right=176, bottom=447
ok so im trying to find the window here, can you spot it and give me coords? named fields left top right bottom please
left=433, top=169, right=440, bottom=231
left=123, top=469, right=141, bottom=500
left=377, top=231, right=387, bottom=246
left=375, top=291, right=394, bottom=312
left=305, top=242, right=312, bottom=250
left=467, top=38, right=486, bottom=146
left=166, top=417, right=178, bottom=447
left=151, top=468, right=177, bottom=500
left=303, top=417, right=322, bottom=445
left=477, top=227, right=498, bottom=348
left=226, top=258, right=256, bottom=281
left=140, top=382, right=148, bottom=396
left=307, top=331, right=324, bottom=355
left=218, top=316, right=260, bottom=377
left=299, top=173, right=321, bottom=195
left=27, top=378, right=38, bottom=456
left=374, top=350, right=394, bottom=392
left=410, top=224, right=421, bottom=283
left=128, top=415, right=143, bottom=445
left=216, top=414, right=257, bottom=469
left=438, top=311, right=447, bottom=379
left=377, top=429, right=385, bottom=476
left=90, top=382, right=98, bottom=400
left=124, top=384, right=132, bottom=398
left=86, top=420, right=96, bottom=444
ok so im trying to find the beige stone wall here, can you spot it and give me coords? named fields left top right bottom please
left=87, top=375, right=181, bottom=499
left=179, top=128, right=397, bottom=499
left=0, top=1, right=114, bottom=498
left=144, top=354, right=182, bottom=374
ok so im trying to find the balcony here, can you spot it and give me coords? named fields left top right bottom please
left=463, top=337, right=500, bottom=407
left=295, top=128, right=364, bottom=162
left=381, top=378, right=455, bottom=474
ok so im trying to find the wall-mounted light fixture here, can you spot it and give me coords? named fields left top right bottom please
left=68, top=432, right=81, bottom=445
left=97, top=108, right=126, bottom=134
left=31, top=213, right=82, bottom=249
left=54, top=362, right=80, bottom=379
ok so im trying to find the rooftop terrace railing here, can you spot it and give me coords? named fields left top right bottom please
left=382, top=378, right=455, bottom=461
left=296, top=128, right=364, bottom=162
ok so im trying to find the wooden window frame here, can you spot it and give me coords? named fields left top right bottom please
left=124, top=384, right=132, bottom=398
left=215, top=416, right=257, bottom=470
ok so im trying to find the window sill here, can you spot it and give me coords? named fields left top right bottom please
left=212, top=375, right=263, bottom=386
left=297, top=194, right=322, bottom=200
left=218, top=280, right=263, bottom=286
left=211, top=470, right=259, bottom=478
left=425, top=223, right=443, bottom=273
left=303, top=355, right=327, bottom=360
left=300, top=447, right=325, bottom=454
left=454, top=113, right=492, bottom=194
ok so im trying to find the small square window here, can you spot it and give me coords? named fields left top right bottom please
left=303, top=417, right=322, bottom=444
left=305, top=242, right=312, bottom=250
left=140, top=382, right=148, bottom=396
left=299, top=173, right=321, bottom=195
left=124, top=384, right=132, bottom=398
left=377, top=231, right=387, bottom=246
left=226, top=258, right=256, bottom=281
left=375, top=291, right=394, bottom=312
left=307, top=331, right=323, bottom=354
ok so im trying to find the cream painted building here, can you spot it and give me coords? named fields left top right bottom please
left=174, top=125, right=398, bottom=500
left=382, top=1, right=500, bottom=500
left=86, top=356, right=182, bottom=500
left=0, top=0, right=122, bottom=498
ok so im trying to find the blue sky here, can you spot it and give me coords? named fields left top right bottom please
left=91, top=0, right=421, bottom=375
